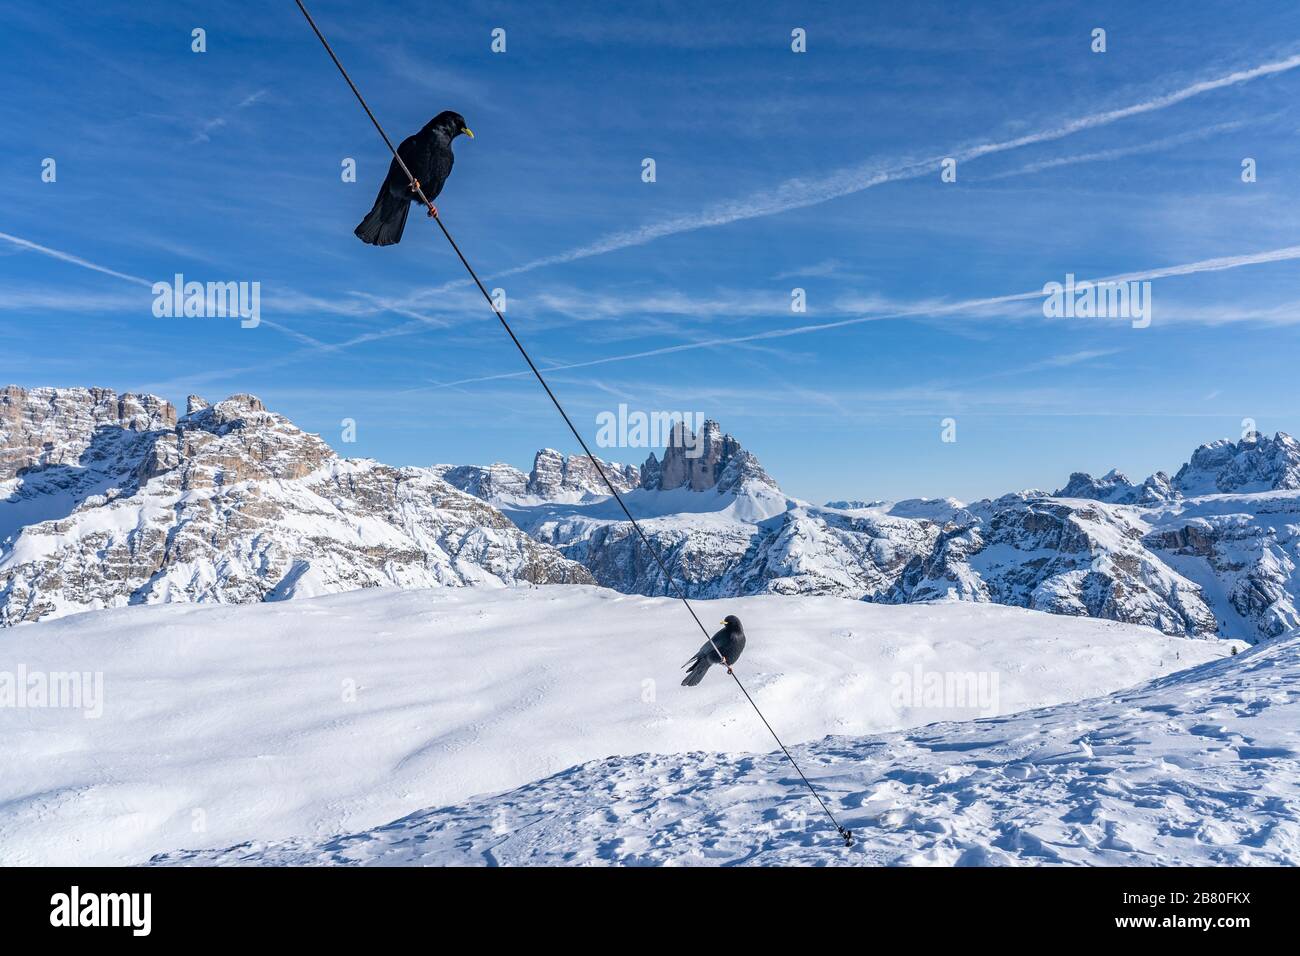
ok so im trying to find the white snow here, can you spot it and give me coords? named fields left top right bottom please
left=0, top=585, right=1235, bottom=865
left=159, top=631, right=1300, bottom=867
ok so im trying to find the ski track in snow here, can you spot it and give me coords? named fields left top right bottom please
left=155, top=635, right=1300, bottom=866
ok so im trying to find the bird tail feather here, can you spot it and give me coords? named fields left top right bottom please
left=680, top=657, right=710, bottom=687
left=355, top=190, right=411, bottom=246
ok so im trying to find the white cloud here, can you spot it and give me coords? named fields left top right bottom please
left=421, top=244, right=1300, bottom=389
left=486, top=52, right=1300, bottom=278
left=192, top=88, right=270, bottom=143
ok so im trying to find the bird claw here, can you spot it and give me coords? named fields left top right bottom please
left=408, top=178, right=422, bottom=194
left=426, top=203, right=438, bottom=218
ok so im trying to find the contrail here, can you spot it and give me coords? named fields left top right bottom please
left=0, top=231, right=154, bottom=287
left=418, top=245, right=1300, bottom=390
left=476, top=51, right=1300, bottom=281
left=12, top=48, right=1300, bottom=388
left=980, top=119, right=1248, bottom=180
left=1, top=229, right=333, bottom=350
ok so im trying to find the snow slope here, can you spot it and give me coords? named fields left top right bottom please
left=159, top=632, right=1300, bottom=867
left=0, top=586, right=1233, bottom=865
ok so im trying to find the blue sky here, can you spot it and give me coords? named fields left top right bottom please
left=3, top=0, right=1300, bottom=503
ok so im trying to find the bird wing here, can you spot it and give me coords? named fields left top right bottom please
left=682, top=633, right=718, bottom=667
left=682, top=625, right=735, bottom=668
left=381, top=132, right=425, bottom=197
left=706, top=627, right=732, bottom=661
left=395, top=131, right=423, bottom=172
left=399, top=132, right=454, bottom=201
left=427, top=146, right=453, bottom=200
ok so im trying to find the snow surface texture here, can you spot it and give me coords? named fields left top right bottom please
left=157, top=629, right=1299, bottom=867
left=0, top=586, right=1233, bottom=866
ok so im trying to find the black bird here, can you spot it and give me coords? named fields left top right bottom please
left=681, top=615, right=746, bottom=687
left=355, top=110, right=474, bottom=246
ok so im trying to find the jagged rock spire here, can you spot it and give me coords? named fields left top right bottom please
left=640, top=420, right=774, bottom=493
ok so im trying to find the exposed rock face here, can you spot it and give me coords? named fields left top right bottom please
left=0, top=385, right=175, bottom=481
left=527, top=504, right=937, bottom=602
left=9, top=388, right=1300, bottom=644
left=1140, top=472, right=1177, bottom=503
left=435, top=462, right=530, bottom=501
left=1056, top=469, right=1136, bottom=502
left=451, top=424, right=1300, bottom=643
left=1055, top=468, right=1176, bottom=505
left=496, top=429, right=936, bottom=604
left=528, top=449, right=638, bottom=498
left=438, top=451, right=638, bottom=501
left=1173, top=432, right=1300, bottom=494
left=0, top=387, right=590, bottom=625
left=886, top=495, right=1218, bottom=637
left=1146, top=508, right=1300, bottom=640
left=640, top=420, right=774, bottom=494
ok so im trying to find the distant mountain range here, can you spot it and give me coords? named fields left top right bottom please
left=0, top=386, right=589, bottom=625
left=4, top=385, right=1299, bottom=643
left=439, top=419, right=1300, bottom=645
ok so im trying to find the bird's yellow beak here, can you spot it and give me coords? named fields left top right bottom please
left=461, top=127, right=474, bottom=139
left=719, top=620, right=726, bottom=625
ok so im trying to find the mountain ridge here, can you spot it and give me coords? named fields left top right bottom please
left=450, top=419, right=1300, bottom=644
left=0, top=385, right=590, bottom=625
left=6, top=385, right=1300, bottom=643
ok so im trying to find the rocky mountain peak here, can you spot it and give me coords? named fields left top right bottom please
left=1054, top=466, right=1176, bottom=505
left=1, top=386, right=591, bottom=626
left=435, top=462, right=530, bottom=500
left=0, top=385, right=176, bottom=482
left=1174, top=431, right=1300, bottom=495
left=640, top=420, right=774, bottom=494
left=1055, top=470, right=1135, bottom=501
left=436, top=451, right=640, bottom=503
left=528, top=448, right=639, bottom=498
left=160, top=392, right=336, bottom=485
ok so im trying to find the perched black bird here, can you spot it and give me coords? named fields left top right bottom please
left=355, top=110, right=474, bottom=246
left=681, top=615, right=746, bottom=687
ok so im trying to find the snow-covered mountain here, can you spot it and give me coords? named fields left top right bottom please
left=0, top=585, right=1233, bottom=865
left=1171, top=431, right=1300, bottom=495
left=6, top=385, right=1300, bottom=644
left=445, top=420, right=924, bottom=601
left=0, top=386, right=590, bottom=624
left=884, top=493, right=1218, bottom=639
left=434, top=447, right=639, bottom=504
left=155, top=623, right=1294, bottom=867
left=447, top=423, right=1300, bottom=645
